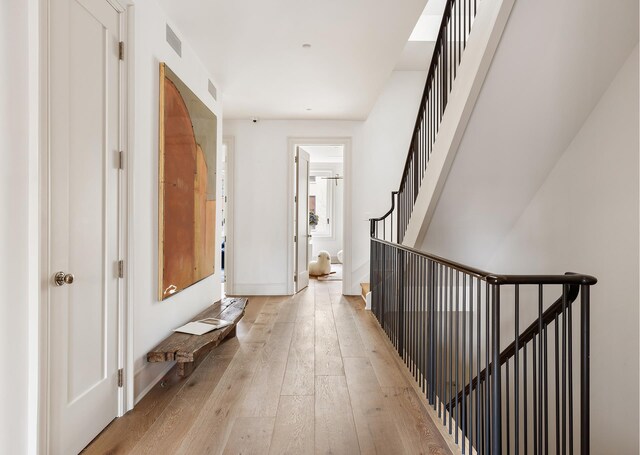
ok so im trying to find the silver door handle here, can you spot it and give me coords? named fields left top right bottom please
left=54, top=271, right=75, bottom=286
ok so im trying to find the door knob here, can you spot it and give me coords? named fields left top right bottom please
left=54, top=271, right=75, bottom=286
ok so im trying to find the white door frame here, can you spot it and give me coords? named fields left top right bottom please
left=222, top=136, right=236, bottom=295
left=286, top=137, right=353, bottom=296
left=38, top=1, right=133, bottom=452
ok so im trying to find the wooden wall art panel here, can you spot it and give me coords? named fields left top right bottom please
left=159, top=63, right=217, bottom=300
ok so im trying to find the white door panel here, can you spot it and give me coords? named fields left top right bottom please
left=50, top=0, right=120, bottom=453
left=295, top=148, right=310, bottom=292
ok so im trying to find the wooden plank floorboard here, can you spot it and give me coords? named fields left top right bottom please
left=129, top=354, right=233, bottom=454
left=238, top=322, right=294, bottom=417
left=383, top=386, right=452, bottom=455
left=331, top=294, right=367, bottom=358
left=174, top=342, right=264, bottom=455
left=344, top=357, right=405, bottom=454
left=314, top=375, right=360, bottom=455
left=83, top=281, right=452, bottom=455
left=223, top=416, right=276, bottom=455
left=281, top=315, right=315, bottom=396
left=268, top=395, right=314, bottom=455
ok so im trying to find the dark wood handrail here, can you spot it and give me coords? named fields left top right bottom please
left=371, top=238, right=597, bottom=286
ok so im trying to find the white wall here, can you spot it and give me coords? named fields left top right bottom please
left=419, top=0, right=638, bottom=265
left=131, top=0, right=224, bottom=401
left=309, top=162, right=344, bottom=262
left=484, top=47, right=639, bottom=454
left=224, top=70, right=426, bottom=295
left=0, top=2, right=37, bottom=453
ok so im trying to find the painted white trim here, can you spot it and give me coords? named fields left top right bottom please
left=35, top=0, right=49, bottom=453
left=133, top=362, right=175, bottom=405
left=223, top=136, right=236, bottom=295
left=121, top=2, right=135, bottom=416
left=287, top=137, right=353, bottom=296
left=402, top=0, right=516, bottom=247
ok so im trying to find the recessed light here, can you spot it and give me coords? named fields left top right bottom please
left=302, top=43, right=311, bottom=48
left=306, top=108, right=312, bottom=111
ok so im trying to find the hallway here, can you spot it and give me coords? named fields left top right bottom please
left=84, top=279, right=451, bottom=454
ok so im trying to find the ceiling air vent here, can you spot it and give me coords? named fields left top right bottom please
left=208, top=80, right=217, bottom=101
left=166, top=24, right=182, bottom=57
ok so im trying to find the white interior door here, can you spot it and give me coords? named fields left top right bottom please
left=295, top=148, right=310, bottom=292
left=49, top=0, right=121, bottom=453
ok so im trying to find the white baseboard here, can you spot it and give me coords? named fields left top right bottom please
left=232, top=282, right=289, bottom=295
left=134, top=361, right=175, bottom=405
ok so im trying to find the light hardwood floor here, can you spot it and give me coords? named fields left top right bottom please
left=83, top=279, right=451, bottom=455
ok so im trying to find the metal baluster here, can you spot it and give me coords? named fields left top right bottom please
left=555, top=317, right=560, bottom=455
left=562, top=284, right=567, bottom=454
left=524, top=343, right=528, bottom=455
left=580, top=285, right=590, bottom=455
left=507, top=360, right=510, bottom=455
left=538, top=285, right=543, bottom=455
left=485, top=283, right=491, bottom=455
left=456, top=270, right=460, bottom=444
left=449, top=268, right=453, bottom=432
left=533, top=338, right=538, bottom=455
left=544, top=324, right=548, bottom=455
left=515, top=285, right=520, bottom=455
left=461, top=272, right=466, bottom=452
left=476, top=278, right=481, bottom=454
left=568, top=286, right=574, bottom=455
left=491, top=285, right=501, bottom=455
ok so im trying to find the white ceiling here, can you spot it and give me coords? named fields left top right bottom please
left=157, top=0, right=427, bottom=120
left=394, top=0, right=445, bottom=71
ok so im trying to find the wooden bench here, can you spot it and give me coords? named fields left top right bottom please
left=147, top=297, right=248, bottom=377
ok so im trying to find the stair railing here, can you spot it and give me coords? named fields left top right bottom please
left=370, top=237, right=596, bottom=454
left=371, top=0, right=481, bottom=243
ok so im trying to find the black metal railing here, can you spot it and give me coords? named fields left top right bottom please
left=371, top=0, right=480, bottom=243
left=370, top=238, right=596, bottom=454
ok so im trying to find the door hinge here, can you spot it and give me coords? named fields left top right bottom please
left=118, top=368, right=124, bottom=387
left=294, top=195, right=297, bottom=203
left=119, top=41, right=125, bottom=60
left=118, top=151, right=124, bottom=170
left=295, top=155, right=298, bottom=164
left=118, top=260, right=124, bottom=278
left=294, top=275, right=297, bottom=283
left=294, top=235, right=297, bottom=243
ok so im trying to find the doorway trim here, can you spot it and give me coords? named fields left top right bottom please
left=38, top=1, right=133, bottom=452
left=222, top=136, right=236, bottom=295
left=286, top=137, right=352, bottom=296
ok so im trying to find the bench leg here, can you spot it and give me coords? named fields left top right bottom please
left=226, top=326, right=237, bottom=339
left=177, top=361, right=195, bottom=378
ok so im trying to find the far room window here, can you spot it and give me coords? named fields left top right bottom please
left=309, top=170, right=333, bottom=237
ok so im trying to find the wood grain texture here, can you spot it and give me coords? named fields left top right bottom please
left=147, top=298, right=247, bottom=377
left=281, top=315, right=315, bottom=396
left=344, top=357, right=404, bottom=454
left=238, top=322, right=294, bottom=417
left=129, top=355, right=233, bottom=455
left=84, top=281, right=452, bottom=455
left=175, top=342, right=264, bottom=455
left=331, top=294, right=367, bottom=358
left=314, top=375, right=360, bottom=454
left=314, top=287, right=344, bottom=376
left=222, top=417, right=275, bottom=455
left=268, top=395, right=314, bottom=455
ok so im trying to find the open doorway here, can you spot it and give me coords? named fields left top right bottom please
left=290, top=137, right=351, bottom=296
left=305, top=145, right=344, bottom=282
